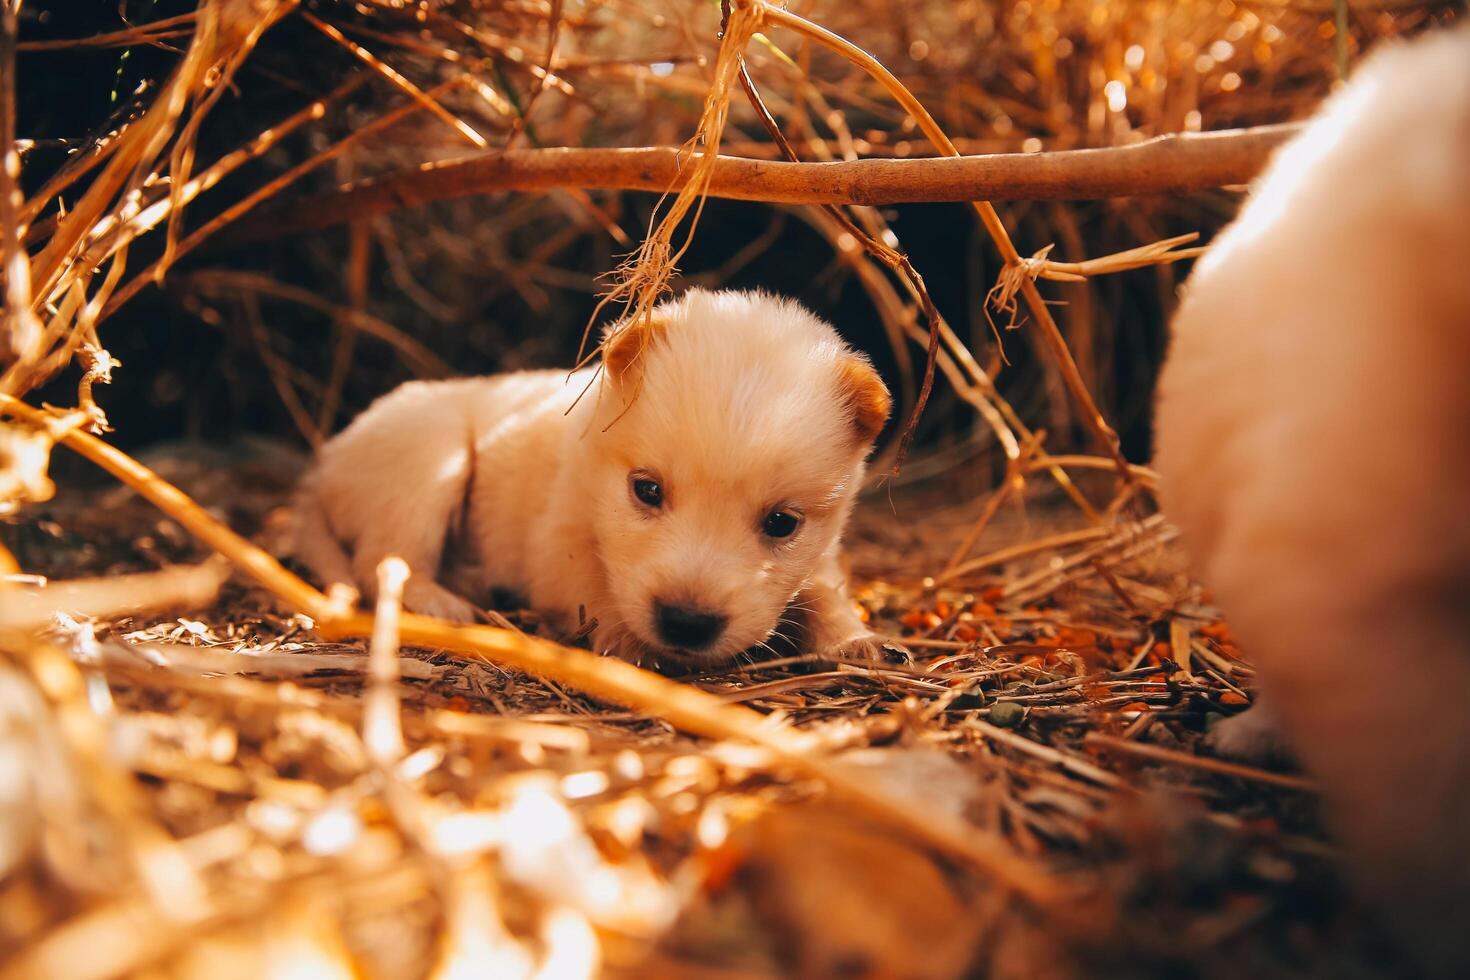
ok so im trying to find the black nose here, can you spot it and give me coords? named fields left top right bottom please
left=654, top=601, right=727, bottom=650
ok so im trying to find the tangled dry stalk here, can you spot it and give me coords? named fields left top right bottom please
left=1, top=0, right=1460, bottom=976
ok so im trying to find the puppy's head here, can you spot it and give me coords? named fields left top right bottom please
left=587, top=288, right=889, bottom=663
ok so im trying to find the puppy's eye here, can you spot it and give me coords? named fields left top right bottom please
left=632, top=477, right=663, bottom=508
left=762, top=510, right=800, bottom=539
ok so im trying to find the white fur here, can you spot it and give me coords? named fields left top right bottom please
left=1155, top=27, right=1470, bottom=971
left=293, top=288, right=886, bottom=664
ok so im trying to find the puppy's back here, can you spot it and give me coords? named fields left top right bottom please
left=293, top=370, right=578, bottom=600
left=1155, top=27, right=1470, bottom=971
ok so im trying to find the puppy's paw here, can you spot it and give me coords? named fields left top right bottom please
left=402, top=580, right=482, bottom=623
left=1205, top=703, right=1292, bottom=765
left=587, top=624, right=657, bottom=666
left=823, top=631, right=912, bottom=665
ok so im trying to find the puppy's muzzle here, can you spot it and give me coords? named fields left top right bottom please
left=654, top=600, right=727, bottom=651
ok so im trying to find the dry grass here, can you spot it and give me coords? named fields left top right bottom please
left=0, top=434, right=1397, bottom=978
left=1, top=0, right=1460, bottom=977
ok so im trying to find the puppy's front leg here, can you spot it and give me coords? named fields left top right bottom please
left=339, top=418, right=481, bottom=622
left=1205, top=693, right=1292, bottom=765
left=798, top=550, right=901, bottom=662
left=527, top=512, right=609, bottom=645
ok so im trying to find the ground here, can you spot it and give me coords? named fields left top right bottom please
left=0, top=442, right=1418, bottom=979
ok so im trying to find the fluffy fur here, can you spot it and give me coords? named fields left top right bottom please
left=293, top=288, right=891, bottom=666
left=1154, top=27, right=1470, bottom=972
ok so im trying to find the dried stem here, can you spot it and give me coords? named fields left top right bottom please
left=29, top=2, right=279, bottom=303
left=938, top=526, right=1115, bottom=585
left=16, top=12, right=198, bottom=52
left=179, top=269, right=451, bottom=379
left=1084, top=735, right=1317, bottom=792
left=0, top=559, right=230, bottom=630
left=578, top=0, right=765, bottom=374
left=101, top=76, right=471, bottom=322
left=78, top=72, right=373, bottom=273
left=0, top=0, right=41, bottom=369
left=726, top=27, right=938, bottom=472
left=365, top=557, right=410, bottom=765
left=300, top=11, right=487, bottom=149
left=758, top=2, right=1130, bottom=481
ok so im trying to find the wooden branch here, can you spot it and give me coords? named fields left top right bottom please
left=220, top=124, right=1296, bottom=245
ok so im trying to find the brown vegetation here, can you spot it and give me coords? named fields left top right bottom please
left=0, top=1, right=1458, bottom=976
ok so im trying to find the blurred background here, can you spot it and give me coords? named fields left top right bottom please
left=20, top=0, right=1458, bottom=484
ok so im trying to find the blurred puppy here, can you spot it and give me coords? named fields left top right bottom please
left=293, top=288, right=891, bottom=665
left=1154, top=27, right=1470, bottom=972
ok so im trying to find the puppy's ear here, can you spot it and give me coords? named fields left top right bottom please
left=601, top=314, right=668, bottom=384
left=836, top=355, right=891, bottom=446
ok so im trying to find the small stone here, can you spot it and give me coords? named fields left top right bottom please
left=951, top=688, right=988, bottom=710
left=988, top=702, right=1026, bottom=728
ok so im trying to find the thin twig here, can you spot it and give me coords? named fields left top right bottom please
left=758, top=3, right=1131, bottom=480
left=178, top=269, right=451, bottom=379
left=101, top=77, right=471, bottom=321
left=937, top=526, right=1114, bottom=585
left=1084, top=734, right=1317, bottom=792
left=17, top=12, right=197, bottom=51
left=300, top=11, right=487, bottom=149
left=726, top=27, right=938, bottom=471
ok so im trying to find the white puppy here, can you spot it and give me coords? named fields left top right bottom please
left=293, top=288, right=891, bottom=665
left=1154, top=28, right=1470, bottom=972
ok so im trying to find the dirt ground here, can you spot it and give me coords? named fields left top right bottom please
left=0, top=440, right=1422, bottom=979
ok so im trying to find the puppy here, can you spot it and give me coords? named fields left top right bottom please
left=1154, top=27, right=1470, bottom=972
left=293, top=288, right=891, bottom=666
